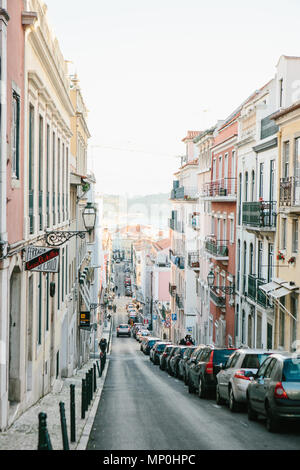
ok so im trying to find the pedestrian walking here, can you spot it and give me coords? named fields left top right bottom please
left=99, top=337, right=107, bottom=371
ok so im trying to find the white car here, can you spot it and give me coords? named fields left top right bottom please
left=216, top=348, right=281, bottom=411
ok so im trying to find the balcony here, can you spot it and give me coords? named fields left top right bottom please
left=169, top=251, right=185, bottom=269
left=209, top=288, right=226, bottom=308
left=280, top=176, right=300, bottom=213
left=187, top=251, right=200, bottom=271
left=202, top=178, right=237, bottom=200
left=170, top=185, right=198, bottom=201
left=247, top=274, right=270, bottom=309
left=260, top=114, right=279, bottom=140
left=189, top=213, right=200, bottom=230
left=204, top=238, right=229, bottom=261
left=176, top=294, right=184, bottom=309
left=242, top=201, right=277, bottom=232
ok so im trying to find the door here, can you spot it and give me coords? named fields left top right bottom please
left=250, top=357, right=272, bottom=411
left=255, top=358, right=277, bottom=413
left=267, top=323, right=273, bottom=349
left=218, top=352, right=240, bottom=399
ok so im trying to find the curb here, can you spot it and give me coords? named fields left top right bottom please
left=76, top=357, right=110, bottom=450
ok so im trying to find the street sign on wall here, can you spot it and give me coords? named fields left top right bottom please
left=80, top=311, right=90, bottom=328
left=172, top=313, right=177, bottom=321
left=25, top=246, right=60, bottom=272
left=165, top=314, right=171, bottom=328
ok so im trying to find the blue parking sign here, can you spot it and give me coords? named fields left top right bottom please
left=172, top=313, right=177, bottom=321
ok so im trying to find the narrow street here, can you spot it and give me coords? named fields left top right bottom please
left=87, top=265, right=300, bottom=451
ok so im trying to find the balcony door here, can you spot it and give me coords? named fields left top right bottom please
left=269, top=159, right=275, bottom=202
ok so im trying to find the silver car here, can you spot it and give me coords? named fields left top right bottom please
left=216, top=348, right=280, bottom=411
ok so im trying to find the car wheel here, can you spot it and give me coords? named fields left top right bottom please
left=247, top=398, right=257, bottom=421
left=198, top=376, right=207, bottom=399
left=216, top=384, right=225, bottom=405
left=265, top=404, right=280, bottom=433
left=229, top=386, right=239, bottom=412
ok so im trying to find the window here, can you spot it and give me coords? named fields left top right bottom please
left=29, top=105, right=35, bottom=234
left=294, top=137, right=300, bottom=180
left=12, top=92, right=20, bottom=179
left=231, top=151, right=236, bottom=179
left=249, top=243, right=254, bottom=275
left=264, top=358, right=277, bottom=379
left=235, top=304, right=239, bottom=338
left=268, top=243, right=274, bottom=282
left=38, top=273, right=42, bottom=345
left=282, top=218, right=287, bottom=250
left=270, top=160, right=275, bottom=201
left=258, top=241, right=263, bottom=279
left=279, top=298, right=285, bottom=347
left=52, top=132, right=56, bottom=225
left=251, top=170, right=255, bottom=202
left=230, top=218, right=234, bottom=243
left=38, top=115, right=43, bottom=231
left=238, top=173, right=242, bottom=224
left=283, top=141, right=290, bottom=178
left=279, top=78, right=283, bottom=108
left=259, top=163, right=264, bottom=198
left=256, top=357, right=272, bottom=378
left=292, top=219, right=298, bottom=253
left=245, top=172, right=248, bottom=201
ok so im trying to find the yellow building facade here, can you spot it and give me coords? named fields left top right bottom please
left=273, top=102, right=300, bottom=352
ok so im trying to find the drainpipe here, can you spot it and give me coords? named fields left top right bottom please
left=0, top=2, right=9, bottom=431
left=275, top=129, right=282, bottom=348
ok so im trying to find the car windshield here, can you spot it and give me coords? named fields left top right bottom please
left=157, top=343, right=168, bottom=352
left=241, top=353, right=271, bottom=369
left=283, top=359, right=300, bottom=382
left=213, top=349, right=236, bottom=364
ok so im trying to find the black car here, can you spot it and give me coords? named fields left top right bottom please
left=247, top=353, right=300, bottom=432
left=160, top=344, right=176, bottom=371
left=169, top=346, right=189, bottom=377
left=187, top=346, right=236, bottom=398
left=150, top=341, right=172, bottom=364
left=165, top=346, right=180, bottom=374
left=183, top=345, right=206, bottom=385
left=178, top=346, right=197, bottom=381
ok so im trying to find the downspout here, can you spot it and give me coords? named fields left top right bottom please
left=275, top=129, right=282, bottom=348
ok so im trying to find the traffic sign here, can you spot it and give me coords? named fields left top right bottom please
left=172, top=313, right=177, bottom=321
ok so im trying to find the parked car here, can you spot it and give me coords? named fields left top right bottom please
left=116, top=324, right=131, bottom=337
left=136, top=329, right=150, bottom=342
left=247, top=353, right=300, bottom=432
left=216, top=348, right=279, bottom=411
left=187, top=346, right=236, bottom=398
left=150, top=341, right=171, bottom=363
left=141, top=337, right=161, bottom=355
left=165, top=346, right=181, bottom=374
left=168, top=346, right=190, bottom=377
left=178, top=346, right=197, bottom=382
left=132, top=323, right=143, bottom=338
left=159, top=344, right=176, bottom=370
left=184, top=345, right=206, bottom=385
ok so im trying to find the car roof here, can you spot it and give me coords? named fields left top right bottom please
left=234, top=348, right=285, bottom=354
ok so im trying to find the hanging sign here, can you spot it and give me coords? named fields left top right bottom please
left=25, top=246, right=60, bottom=272
left=80, top=311, right=91, bottom=328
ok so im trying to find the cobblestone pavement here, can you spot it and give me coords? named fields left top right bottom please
left=0, top=321, right=112, bottom=451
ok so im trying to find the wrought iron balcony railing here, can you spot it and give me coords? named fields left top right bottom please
left=242, top=201, right=277, bottom=229
left=169, top=283, right=176, bottom=297
left=280, top=176, right=300, bottom=207
left=209, top=288, right=226, bottom=308
left=247, top=274, right=270, bottom=309
left=202, top=178, right=237, bottom=198
left=188, top=251, right=200, bottom=269
left=170, top=185, right=198, bottom=201
left=205, top=238, right=229, bottom=258
left=176, top=293, right=184, bottom=309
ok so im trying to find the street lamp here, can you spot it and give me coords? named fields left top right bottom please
left=207, top=270, right=215, bottom=287
left=44, top=202, right=97, bottom=246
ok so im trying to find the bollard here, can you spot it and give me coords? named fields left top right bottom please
left=85, top=372, right=90, bottom=407
left=70, top=384, right=76, bottom=443
left=96, top=360, right=101, bottom=378
left=81, top=378, right=86, bottom=419
left=38, top=412, right=53, bottom=450
left=90, top=368, right=94, bottom=399
left=93, top=364, right=97, bottom=392
left=59, top=402, right=70, bottom=450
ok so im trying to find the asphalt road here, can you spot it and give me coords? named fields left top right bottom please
left=87, top=293, right=300, bottom=450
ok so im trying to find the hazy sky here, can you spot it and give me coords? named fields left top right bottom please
left=46, top=0, right=300, bottom=196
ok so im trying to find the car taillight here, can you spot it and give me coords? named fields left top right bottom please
left=163, top=352, right=167, bottom=357
left=234, top=370, right=250, bottom=380
left=205, top=351, right=214, bottom=374
left=274, top=382, right=288, bottom=399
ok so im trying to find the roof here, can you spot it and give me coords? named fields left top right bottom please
left=182, top=131, right=202, bottom=142
left=271, top=100, right=300, bottom=121
left=152, top=238, right=170, bottom=251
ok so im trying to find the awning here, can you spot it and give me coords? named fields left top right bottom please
left=269, top=287, right=291, bottom=299
left=259, top=281, right=279, bottom=293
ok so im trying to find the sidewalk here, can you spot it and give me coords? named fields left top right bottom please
left=0, top=321, right=112, bottom=451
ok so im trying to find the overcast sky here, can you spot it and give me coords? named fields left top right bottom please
left=46, top=0, right=300, bottom=196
